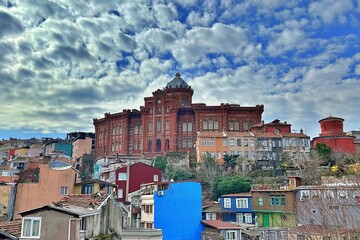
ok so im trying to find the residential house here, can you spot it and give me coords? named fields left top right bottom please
left=19, top=194, right=128, bottom=240
left=288, top=225, right=355, bottom=240
left=254, top=132, right=282, bottom=170
left=196, top=131, right=230, bottom=164
left=221, top=193, right=255, bottom=225
left=201, top=220, right=242, bottom=240
left=73, top=179, right=117, bottom=195
left=43, top=138, right=73, bottom=157
left=13, top=160, right=80, bottom=219
left=295, top=178, right=360, bottom=229
left=153, top=181, right=204, bottom=240
left=251, top=177, right=301, bottom=239
left=71, top=135, right=94, bottom=160
left=137, top=181, right=204, bottom=240
left=115, top=162, right=162, bottom=202
left=202, top=203, right=223, bottom=221
left=280, top=131, right=311, bottom=164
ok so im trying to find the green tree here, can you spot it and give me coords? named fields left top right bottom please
left=223, top=153, right=239, bottom=172
left=152, top=156, right=167, bottom=174
left=213, top=175, right=252, bottom=199
left=315, top=143, right=334, bottom=166
left=169, top=168, right=197, bottom=181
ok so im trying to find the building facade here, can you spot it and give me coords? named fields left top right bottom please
left=115, top=162, right=162, bottom=202
left=220, top=193, right=255, bottom=224
left=312, top=116, right=356, bottom=154
left=93, top=72, right=264, bottom=159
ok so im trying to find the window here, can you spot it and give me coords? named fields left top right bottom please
left=148, top=122, right=152, bottom=132
left=226, top=231, right=237, bottom=240
left=244, top=213, right=252, bottom=223
left=157, top=119, right=161, bottom=132
left=223, top=138, right=227, bottom=146
left=209, top=152, right=215, bottom=158
left=143, top=204, right=153, bottom=213
left=245, top=151, right=249, bottom=159
left=118, top=172, right=127, bottom=180
left=203, top=121, right=208, bottom=130
left=270, top=195, right=286, bottom=206
left=153, top=175, right=159, bottom=181
left=208, top=120, right=213, bottom=130
left=258, top=197, right=264, bottom=206
left=297, top=235, right=306, bottom=240
left=22, top=217, right=41, bottom=238
left=202, top=139, right=207, bottom=146
left=236, top=198, right=248, bottom=208
left=60, top=186, right=68, bottom=195
left=337, top=190, right=348, bottom=198
left=84, top=185, right=94, bottom=194
left=206, top=213, right=216, bottom=220
left=237, top=139, right=241, bottom=146
left=224, top=198, right=231, bottom=208
left=236, top=213, right=243, bottom=223
left=217, top=152, right=221, bottom=159
left=165, top=121, right=170, bottom=131
left=117, top=189, right=123, bottom=198
left=187, top=122, right=192, bottom=132
left=244, top=139, right=248, bottom=147
left=230, top=139, right=234, bottom=146
left=250, top=139, right=254, bottom=146
left=209, top=139, right=214, bottom=146
left=214, top=121, right=219, bottom=130
left=300, top=190, right=310, bottom=198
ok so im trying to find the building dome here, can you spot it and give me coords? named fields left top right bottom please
left=166, top=72, right=190, bottom=89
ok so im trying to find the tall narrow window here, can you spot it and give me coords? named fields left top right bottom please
left=157, top=119, right=161, bottom=132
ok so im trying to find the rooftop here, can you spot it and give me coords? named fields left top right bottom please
left=201, top=220, right=241, bottom=229
left=0, top=220, right=21, bottom=239
left=56, top=194, right=109, bottom=209
left=165, top=72, right=191, bottom=89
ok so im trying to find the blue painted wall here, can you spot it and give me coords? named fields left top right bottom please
left=220, top=195, right=255, bottom=224
left=55, top=143, right=72, bottom=157
left=154, top=182, right=204, bottom=240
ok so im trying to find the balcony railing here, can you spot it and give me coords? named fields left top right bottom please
left=251, top=184, right=290, bottom=191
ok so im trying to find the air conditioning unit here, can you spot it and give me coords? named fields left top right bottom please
left=157, top=191, right=164, bottom=196
left=300, top=197, right=305, bottom=201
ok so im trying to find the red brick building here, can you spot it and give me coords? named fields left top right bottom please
left=312, top=116, right=356, bottom=154
left=93, top=72, right=264, bottom=159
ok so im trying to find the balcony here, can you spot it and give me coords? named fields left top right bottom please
left=132, top=207, right=141, bottom=214
left=251, top=184, right=290, bottom=191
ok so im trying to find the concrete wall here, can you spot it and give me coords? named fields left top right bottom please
left=0, top=184, right=11, bottom=220
left=14, top=163, right=76, bottom=219
left=72, top=137, right=92, bottom=160
left=20, top=209, right=80, bottom=240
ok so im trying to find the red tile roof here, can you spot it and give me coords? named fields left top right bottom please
left=0, top=220, right=22, bottom=238
left=55, top=194, right=109, bottom=208
left=201, top=220, right=241, bottom=229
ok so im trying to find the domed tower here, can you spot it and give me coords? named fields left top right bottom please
left=312, top=115, right=356, bottom=153
left=164, top=72, right=193, bottom=107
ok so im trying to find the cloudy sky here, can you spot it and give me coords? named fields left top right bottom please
left=1, top=0, right=360, bottom=140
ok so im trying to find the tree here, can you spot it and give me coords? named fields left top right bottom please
left=223, top=153, right=238, bottom=172
left=169, top=168, right=197, bottom=181
left=196, top=155, right=223, bottom=199
left=315, top=142, right=334, bottom=166
left=213, top=175, right=251, bottom=199
left=152, top=156, right=167, bottom=174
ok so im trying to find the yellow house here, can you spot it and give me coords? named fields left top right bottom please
left=74, top=179, right=117, bottom=195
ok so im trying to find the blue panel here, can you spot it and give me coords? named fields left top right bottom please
left=154, top=182, right=204, bottom=240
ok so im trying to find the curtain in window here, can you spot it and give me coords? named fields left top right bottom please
left=23, top=219, right=31, bottom=236
left=32, top=220, right=40, bottom=236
